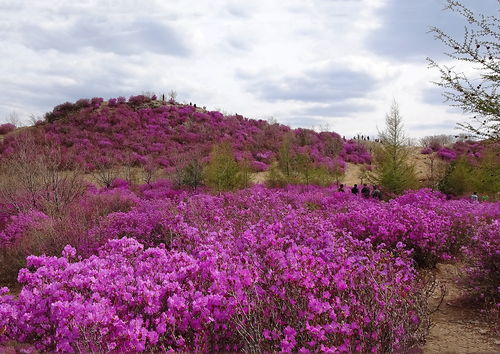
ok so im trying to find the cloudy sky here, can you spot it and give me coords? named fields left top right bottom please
left=0, top=0, right=497, bottom=138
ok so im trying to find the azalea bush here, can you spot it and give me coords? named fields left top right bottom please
left=0, top=185, right=498, bottom=352
left=0, top=233, right=429, bottom=352
left=0, top=187, right=140, bottom=284
left=0, top=123, right=15, bottom=135
left=459, top=219, right=500, bottom=317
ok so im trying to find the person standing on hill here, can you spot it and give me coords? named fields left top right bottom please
left=372, top=185, right=382, bottom=200
left=470, top=192, right=479, bottom=202
left=351, top=184, right=359, bottom=195
left=361, top=184, right=370, bottom=198
left=338, top=184, right=345, bottom=192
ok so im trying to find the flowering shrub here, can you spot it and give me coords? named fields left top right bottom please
left=250, top=160, right=268, bottom=172
left=437, top=147, right=457, bottom=161
left=460, top=219, right=500, bottom=315
left=420, top=147, right=433, bottom=155
left=0, top=210, right=51, bottom=285
left=1, top=231, right=429, bottom=352
left=0, top=185, right=498, bottom=351
left=432, top=140, right=499, bottom=163
left=0, top=187, right=140, bottom=284
left=0, top=123, right=15, bottom=135
left=0, top=210, right=49, bottom=246
left=110, top=178, right=129, bottom=189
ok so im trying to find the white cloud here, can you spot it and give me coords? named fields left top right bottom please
left=0, top=0, right=496, bottom=138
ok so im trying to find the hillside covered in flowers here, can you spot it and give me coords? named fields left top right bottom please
left=0, top=95, right=371, bottom=174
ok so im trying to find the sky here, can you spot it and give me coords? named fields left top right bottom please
left=0, top=0, right=498, bottom=139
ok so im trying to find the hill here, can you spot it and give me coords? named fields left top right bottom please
left=0, top=95, right=371, bottom=177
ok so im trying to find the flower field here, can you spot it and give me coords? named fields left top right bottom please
left=0, top=184, right=498, bottom=352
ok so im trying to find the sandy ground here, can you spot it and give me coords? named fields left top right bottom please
left=423, top=264, right=500, bottom=353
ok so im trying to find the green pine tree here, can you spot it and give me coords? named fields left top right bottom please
left=369, top=101, right=419, bottom=195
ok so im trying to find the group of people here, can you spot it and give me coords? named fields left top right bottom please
left=337, top=183, right=382, bottom=200
left=470, top=192, right=489, bottom=202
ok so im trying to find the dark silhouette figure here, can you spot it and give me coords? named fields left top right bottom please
left=361, top=184, right=370, bottom=198
left=372, top=185, right=382, bottom=200
left=351, top=184, right=359, bottom=195
left=338, top=184, right=345, bottom=192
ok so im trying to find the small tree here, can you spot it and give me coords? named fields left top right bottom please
left=176, top=159, right=204, bottom=190
left=0, top=134, right=86, bottom=215
left=293, top=152, right=313, bottom=184
left=91, top=158, right=118, bottom=188
left=439, top=156, right=474, bottom=196
left=428, top=0, right=499, bottom=140
left=369, top=101, right=419, bottom=195
left=168, top=90, right=178, bottom=104
left=322, top=133, right=343, bottom=157
left=278, top=132, right=295, bottom=178
left=204, top=143, right=249, bottom=192
left=420, top=135, right=454, bottom=150
left=471, top=146, right=500, bottom=195
left=422, top=152, right=447, bottom=190
left=265, top=164, right=288, bottom=188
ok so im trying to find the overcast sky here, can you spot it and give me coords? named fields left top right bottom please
left=0, top=0, right=498, bottom=138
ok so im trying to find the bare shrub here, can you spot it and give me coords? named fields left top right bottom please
left=0, top=134, right=86, bottom=216
left=420, top=135, right=454, bottom=150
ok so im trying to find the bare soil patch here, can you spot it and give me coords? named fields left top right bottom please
left=423, top=263, right=499, bottom=353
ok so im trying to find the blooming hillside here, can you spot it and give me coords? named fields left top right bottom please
left=0, top=96, right=371, bottom=172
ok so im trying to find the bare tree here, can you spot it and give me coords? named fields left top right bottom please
left=28, top=114, right=41, bottom=126
left=428, top=0, right=499, bottom=140
left=91, top=159, right=118, bottom=188
left=0, top=135, right=86, bottom=215
left=6, top=111, right=20, bottom=126
left=422, top=152, right=447, bottom=190
left=168, top=89, right=178, bottom=103
left=420, top=134, right=454, bottom=149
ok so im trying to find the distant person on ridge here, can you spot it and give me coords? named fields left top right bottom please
left=351, top=184, right=359, bottom=195
left=361, top=184, right=370, bottom=198
left=471, top=192, right=479, bottom=202
left=338, top=184, right=345, bottom=192
left=372, top=185, right=382, bottom=200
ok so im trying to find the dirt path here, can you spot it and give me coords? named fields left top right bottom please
left=423, top=264, right=499, bottom=353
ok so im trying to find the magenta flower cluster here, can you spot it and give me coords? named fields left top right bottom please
left=0, top=123, right=16, bottom=135
left=435, top=140, right=496, bottom=162
left=1, top=227, right=423, bottom=352
left=0, top=210, right=49, bottom=246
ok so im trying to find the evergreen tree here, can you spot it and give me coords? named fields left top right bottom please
left=369, top=101, right=419, bottom=195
